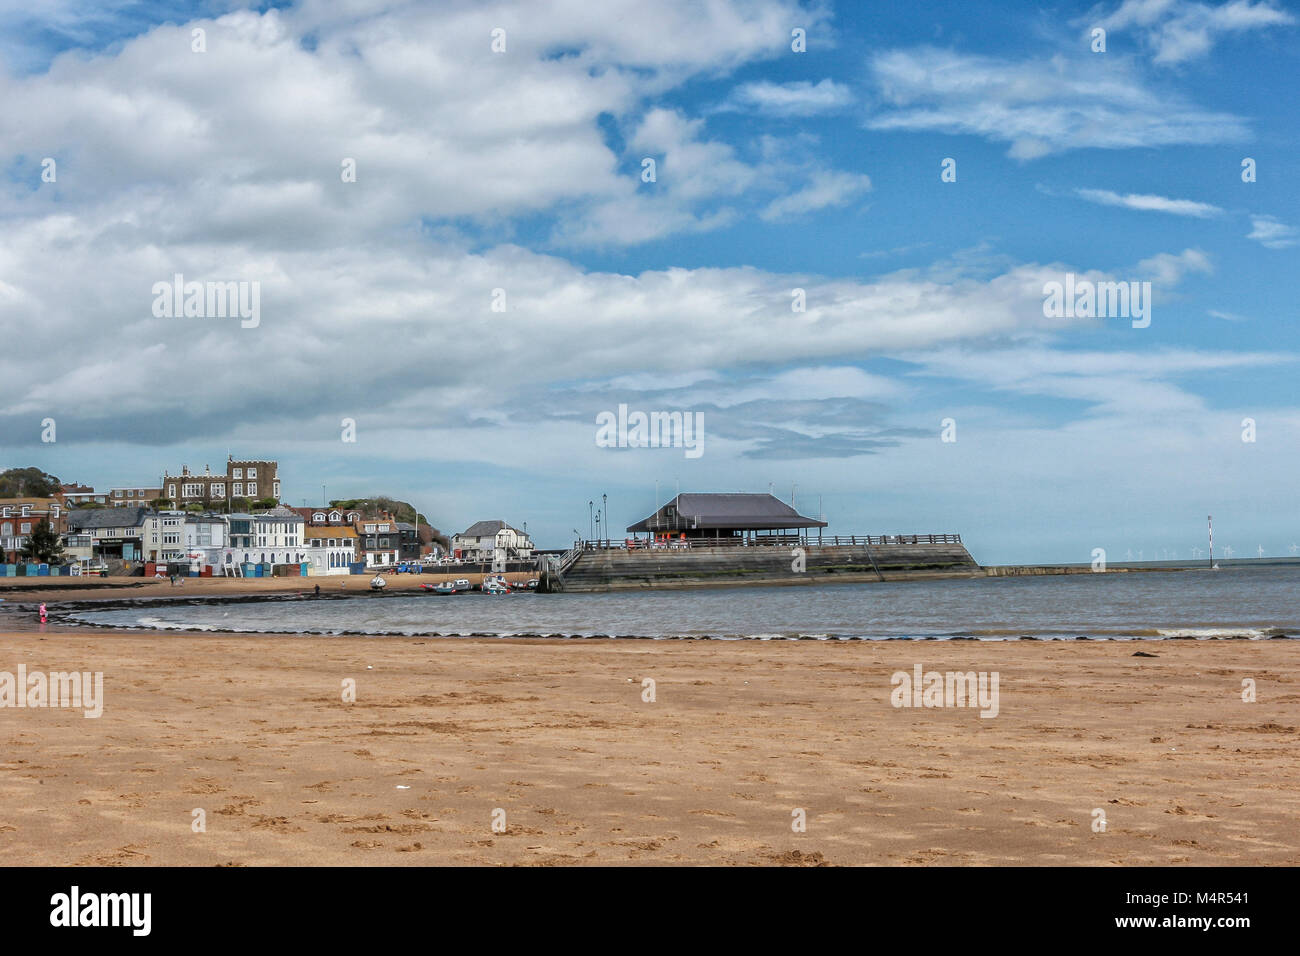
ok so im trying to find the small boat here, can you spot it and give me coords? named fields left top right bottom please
left=453, top=578, right=471, bottom=592
left=369, top=575, right=387, bottom=591
left=524, top=579, right=539, bottom=590
left=421, top=581, right=456, bottom=594
left=482, top=576, right=511, bottom=594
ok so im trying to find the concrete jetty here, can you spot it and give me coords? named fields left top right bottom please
left=554, top=536, right=979, bottom=592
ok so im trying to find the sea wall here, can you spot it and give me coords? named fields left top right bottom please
left=558, top=541, right=980, bottom=592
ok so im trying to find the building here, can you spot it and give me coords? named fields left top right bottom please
left=214, top=506, right=306, bottom=573
left=110, top=485, right=163, bottom=507
left=451, top=520, right=533, bottom=562
left=59, top=484, right=107, bottom=508
left=396, top=521, right=423, bottom=562
left=626, top=493, right=827, bottom=544
left=143, top=511, right=188, bottom=563
left=288, top=506, right=362, bottom=527
left=65, top=507, right=150, bottom=562
left=0, top=497, right=67, bottom=562
left=303, top=524, right=358, bottom=574
left=355, top=515, right=400, bottom=568
left=160, top=456, right=281, bottom=508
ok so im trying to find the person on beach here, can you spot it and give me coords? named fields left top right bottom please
left=39, top=603, right=47, bottom=624
left=314, top=584, right=321, bottom=598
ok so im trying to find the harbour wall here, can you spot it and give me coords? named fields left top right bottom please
left=557, top=541, right=980, bottom=592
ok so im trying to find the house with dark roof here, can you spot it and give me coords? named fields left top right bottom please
left=627, top=493, right=826, bottom=543
left=65, top=506, right=151, bottom=561
left=451, top=520, right=533, bottom=561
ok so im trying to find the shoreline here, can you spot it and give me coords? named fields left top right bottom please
left=2, top=629, right=1295, bottom=865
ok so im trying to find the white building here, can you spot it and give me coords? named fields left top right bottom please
left=302, top=526, right=358, bottom=575
left=451, top=520, right=534, bottom=565
left=143, top=511, right=187, bottom=563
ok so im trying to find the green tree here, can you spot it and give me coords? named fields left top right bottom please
left=0, top=468, right=62, bottom=498
left=20, top=518, right=65, bottom=564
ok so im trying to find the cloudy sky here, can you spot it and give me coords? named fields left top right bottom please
left=1, top=0, right=1297, bottom=562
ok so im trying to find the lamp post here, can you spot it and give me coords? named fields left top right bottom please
left=602, top=494, right=607, bottom=547
left=588, top=501, right=593, bottom=544
left=595, top=510, right=601, bottom=546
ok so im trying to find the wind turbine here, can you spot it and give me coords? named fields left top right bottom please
left=1257, top=545, right=1266, bottom=559
left=1290, top=543, right=1299, bottom=556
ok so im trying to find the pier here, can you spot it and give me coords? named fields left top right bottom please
left=549, top=534, right=979, bottom=592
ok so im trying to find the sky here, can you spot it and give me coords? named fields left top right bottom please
left=0, top=0, right=1297, bottom=562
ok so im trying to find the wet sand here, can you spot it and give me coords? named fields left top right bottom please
left=0, top=572, right=526, bottom=606
left=0, top=627, right=1295, bottom=865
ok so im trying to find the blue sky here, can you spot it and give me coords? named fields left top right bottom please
left=1, top=0, right=1297, bottom=562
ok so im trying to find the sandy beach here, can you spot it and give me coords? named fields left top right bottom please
left=1, top=616, right=1295, bottom=866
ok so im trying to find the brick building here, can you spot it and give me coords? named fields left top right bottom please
left=160, top=457, right=280, bottom=508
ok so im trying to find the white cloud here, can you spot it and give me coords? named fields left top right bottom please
left=1136, top=248, right=1213, bottom=284
left=1074, top=187, right=1222, bottom=217
left=1090, top=0, right=1296, bottom=65
left=909, top=346, right=1291, bottom=417
left=759, top=168, right=871, bottom=220
left=1246, top=214, right=1298, bottom=248
left=722, top=78, right=854, bottom=115
left=0, top=3, right=838, bottom=249
left=865, top=46, right=1249, bottom=158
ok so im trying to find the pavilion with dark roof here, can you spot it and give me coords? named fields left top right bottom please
left=626, top=493, right=827, bottom=544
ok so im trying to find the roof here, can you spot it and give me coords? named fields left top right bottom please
left=458, top=519, right=525, bottom=539
left=627, top=493, right=827, bottom=533
left=66, top=506, right=150, bottom=530
left=305, top=525, right=357, bottom=538
left=396, top=522, right=416, bottom=531
left=259, top=505, right=303, bottom=521
left=288, top=506, right=361, bottom=525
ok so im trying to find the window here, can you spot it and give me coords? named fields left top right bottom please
left=183, top=483, right=203, bottom=498
left=273, top=481, right=280, bottom=496
left=232, top=468, right=243, bottom=479
left=212, top=484, right=225, bottom=498
left=247, top=467, right=257, bottom=478
left=20, top=523, right=31, bottom=534
left=115, top=490, right=123, bottom=498
left=167, top=484, right=176, bottom=497
left=247, top=483, right=257, bottom=496
left=233, top=483, right=242, bottom=496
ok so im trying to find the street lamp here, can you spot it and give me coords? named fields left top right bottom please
left=588, top=501, right=593, bottom=543
left=602, top=494, right=607, bottom=547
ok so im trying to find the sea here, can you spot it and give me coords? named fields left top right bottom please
left=62, top=565, right=1300, bottom=641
